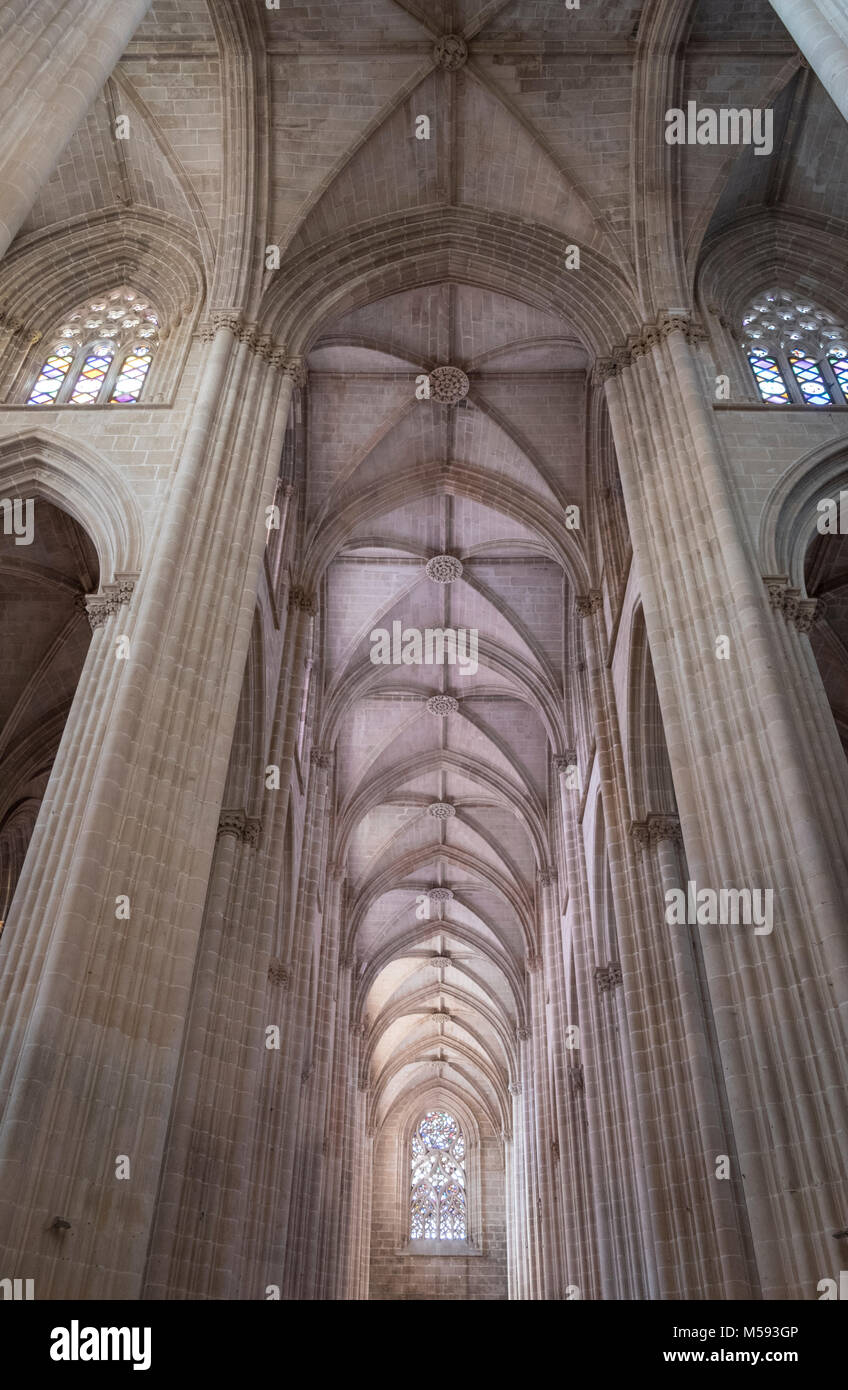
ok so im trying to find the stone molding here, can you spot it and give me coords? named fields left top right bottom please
left=595, top=312, right=707, bottom=383
left=763, top=575, right=819, bottom=632
left=568, top=1064, right=585, bottom=1096
left=84, top=574, right=137, bottom=630
left=526, top=953, right=542, bottom=974
left=537, top=867, right=556, bottom=888
left=310, top=747, right=334, bottom=771
left=431, top=955, right=452, bottom=967
left=508, top=1081, right=522, bottom=1096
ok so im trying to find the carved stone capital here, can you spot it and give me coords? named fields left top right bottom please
left=288, top=584, right=317, bottom=615
left=762, top=575, right=819, bottom=632
left=516, top=1026, right=529, bottom=1043
left=268, top=957, right=291, bottom=988
left=84, top=575, right=136, bottom=630
left=310, top=747, right=334, bottom=771
left=526, top=953, right=542, bottom=974
left=284, top=356, right=308, bottom=388
left=575, top=590, right=602, bottom=618
left=508, top=1081, right=522, bottom=1097
left=217, top=808, right=246, bottom=839
left=552, top=752, right=577, bottom=775
left=217, top=808, right=261, bottom=846
left=594, top=960, right=622, bottom=994
left=595, top=313, right=707, bottom=382
left=631, top=814, right=682, bottom=848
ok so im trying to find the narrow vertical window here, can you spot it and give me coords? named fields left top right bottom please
left=829, top=351, right=848, bottom=401
left=788, top=350, right=832, bottom=405
left=748, top=349, right=790, bottom=404
left=69, top=343, right=115, bottom=404
left=109, top=345, right=153, bottom=403
left=410, top=1110, right=467, bottom=1240
left=26, top=344, right=75, bottom=404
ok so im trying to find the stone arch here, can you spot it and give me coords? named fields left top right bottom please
left=0, top=428, right=145, bottom=584
left=0, top=208, right=206, bottom=403
left=758, top=436, right=848, bottom=591
left=261, top=207, right=640, bottom=357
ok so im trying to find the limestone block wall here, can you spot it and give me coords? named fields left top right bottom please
left=368, top=1127, right=508, bottom=1301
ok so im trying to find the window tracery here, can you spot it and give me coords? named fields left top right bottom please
left=26, top=287, right=159, bottom=406
left=742, top=290, right=848, bottom=406
left=410, top=1110, right=467, bottom=1240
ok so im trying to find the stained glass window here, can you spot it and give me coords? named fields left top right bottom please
left=410, top=1110, right=467, bottom=1240
left=742, top=290, right=847, bottom=405
left=748, top=350, right=790, bottom=404
left=109, top=346, right=152, bottom=404
left=69, top=344, right=115, bottom=404
left=26, top=344, right=75, bottom=405
left=829, top=351, right=848, bottom=401
left=26, top=287, right=159, bottom=406
left=788, top=350, right=832, bottom=406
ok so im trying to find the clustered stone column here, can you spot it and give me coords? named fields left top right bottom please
left=601, top=312, right=848, bottom=1298
left=0, top=319, right=301, bottom=1298
left=0, top=0, right=153, bottom=259
left=768, top=0, right=848, bottom=125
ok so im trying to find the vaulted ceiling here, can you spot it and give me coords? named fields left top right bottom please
left=6, top=0, right=848, bottom=1131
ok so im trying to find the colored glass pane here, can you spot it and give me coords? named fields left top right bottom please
left=410, top=1110, right=467, bottom=1240
left=69, top=345, right=115, bottom=404
left=788, top=350, right=832, bottom=406
left=829, top=352, right=848, bottom=401
left=26, top=345, right=75, bottom=404
left=109, top=346, right=152, bottom=403
left=748, top=351, right=790, bottom=404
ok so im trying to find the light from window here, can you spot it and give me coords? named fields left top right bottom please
left=742, top=290, right=847, bottom=405
left=410, top=1110, right=467, bottom=1240
left=26, top=344, right=75, bottom=405
left=26, top=287, right=159, bottom=406
left=69, top=343, right=115, bottom=404
left=788, top=350, right=832, bottom=405
left=109, top=346, right=153, bottom=404
left=748, top=349, right=790, bottom=404
left=829, top=351, right=848, bottom=398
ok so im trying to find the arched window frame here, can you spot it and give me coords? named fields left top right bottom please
left=742, top=290, right=848, bottom=407
left=395, top=1098, right=483, bottom=1255
left=24, top=288, right=159, bottom=407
